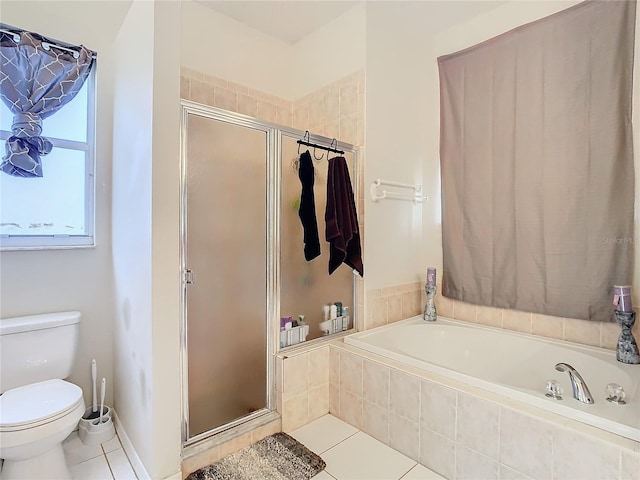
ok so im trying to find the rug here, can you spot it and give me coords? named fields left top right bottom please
left=186, top=432, right=326, bottom=480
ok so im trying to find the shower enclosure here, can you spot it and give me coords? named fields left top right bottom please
left=180, top=101, right=358, bottom=445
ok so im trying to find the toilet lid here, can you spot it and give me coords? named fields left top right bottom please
left=0, top=379, right=83, bottom=430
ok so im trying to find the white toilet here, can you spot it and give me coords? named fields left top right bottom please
left=0, top=312, right=85, bottom=480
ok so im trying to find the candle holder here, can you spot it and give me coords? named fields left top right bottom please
left=615, top=310, right=640, bottom=365
left=424, top=284, right=437, bottom=322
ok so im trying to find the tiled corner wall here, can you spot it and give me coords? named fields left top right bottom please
left=180, top=67, right=364, bottom=146
left=365, top=280, right=637, bottom=351
left=364, top=283, right=425, bottom=331
left=180, top=66, right=367, bottom=335
left=329, top=343, right=640, bottom=480
left=181, top=417, right=281, bottom=478
left=434, top=291, right=640, bottom=351
left=275, top=345, right=331, bottom=432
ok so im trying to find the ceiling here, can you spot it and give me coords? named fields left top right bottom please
left=195, top=1, right=360, bottom=45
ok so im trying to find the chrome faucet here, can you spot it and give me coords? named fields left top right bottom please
left=555, top=363, right=594, bottom=404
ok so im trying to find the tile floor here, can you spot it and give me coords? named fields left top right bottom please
left=62, top=414, right=442, bottom=480
left=291, top=414, right=445, bottom=480
left=62, top=429, right=137, bottom=480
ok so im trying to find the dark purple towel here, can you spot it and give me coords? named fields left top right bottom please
left=325, top=156, right=363, bottom=277
left=298, top=150, right=321, bottom=261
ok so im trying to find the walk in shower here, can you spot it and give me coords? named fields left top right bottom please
left=180, top=101, right=358, bottom=445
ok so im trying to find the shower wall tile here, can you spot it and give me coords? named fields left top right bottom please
left=283, top=353, right=309, bottom=398
left=456, top=393, right=499, bottom=460
left=308, top=384, right=330, bottom=420
left=531, top=313, right=563, bottom=339
left=499, top=409, right=552, bottom=480
left=339, top=350, right=363, bottom=396
left=282, top=391, right=309, bottom=432
left=339, top=389, right=363, bottom=430
left=189, top=79, right=215, bottom=106
left=389, top=413, right=420, bottom=462
left=453, top=301, right=477, bottom=323
left=456, top=445, right=499, bottom=480
left=564, top=317, right=600, bottom=347
left=363, top=359, right=389, bottom=408
left=362, top=399, right=389, bottom=444
left=257, top=100, right=278, bottom=124
left=601, top=321, right=620, bottom=351
left=420, top=380, right=456, bottom=440
left=340, top=83, right=358, bottom=117
left=502, top=309, right=532, bottom=333
left=401, top=290, right=422, bottom=319
left=553, top=426, right=620, bottom=480
left=180, top=76, right=190, bottom=100
left=420, top=429, right=456, bottom=480
left=441, top=293, right=620, bottom=351
left=476, top=305, right=502, bottom=328
left=237, top=94, right=258, bottom=118
left=214, top=87, right=237, bottom=111
left=621, top=450, right=640, bottom=480
left=309, top=347, right=330, bottom=388
left=389, top=370, right=420, bottom=423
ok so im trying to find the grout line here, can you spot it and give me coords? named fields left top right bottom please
left=319, top=429, right=360, bottom=455
left=397, top=462, right=419, bottom=480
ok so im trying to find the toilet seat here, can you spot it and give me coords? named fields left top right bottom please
left=0, top=379, right=83, bottom=432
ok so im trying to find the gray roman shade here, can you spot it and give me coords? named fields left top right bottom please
left=0, top=25, right=95, bottom=177
left=438, top=0, right=635, bottom=321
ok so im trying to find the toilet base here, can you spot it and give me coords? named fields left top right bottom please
left=1, top=443, right=71, bottom=480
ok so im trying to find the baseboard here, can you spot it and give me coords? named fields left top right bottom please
left=112, top=409, right=151, bottom=480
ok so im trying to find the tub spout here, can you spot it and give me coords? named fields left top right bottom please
left=555, top=363, right=594, bottom=404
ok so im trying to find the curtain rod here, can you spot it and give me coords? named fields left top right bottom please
left=0, top=25, right=97, bottom=59
left=296, top=139, right=345, bottom=155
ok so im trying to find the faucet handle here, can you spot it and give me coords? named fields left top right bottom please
left=545, top=379, right=563, bottom=400
left=606, top=383, right=626, bottom=404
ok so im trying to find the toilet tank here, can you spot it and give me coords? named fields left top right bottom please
left=0, top=311, right=81, bottom=394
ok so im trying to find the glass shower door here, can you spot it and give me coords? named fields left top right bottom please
left=183, top=111, right=269, bottom=439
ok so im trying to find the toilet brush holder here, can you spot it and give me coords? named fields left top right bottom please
left=79, top=406, right=115, bottom=446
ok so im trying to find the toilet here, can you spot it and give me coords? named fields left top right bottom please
left=0, top=312, right=85, bottom=480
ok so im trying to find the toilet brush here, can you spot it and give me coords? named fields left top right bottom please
left=92, top=359, right=97, bottom=413
left=85, top=359, right=101, bottom=420
left=99, top=377, right=106, bottom=424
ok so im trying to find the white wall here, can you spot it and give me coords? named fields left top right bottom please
left=0, top=0, right=131, bottom=409
left=181, top=0, right=365, bottom=100
left=181, top=0, right=291, bottom=99
left=289, top=3, right=366, bottom=99
left=112, top=0, right=154, bottom=472
left=363, top=3, right=431, bottom=290
left=112, top=1, right=181, bottom=478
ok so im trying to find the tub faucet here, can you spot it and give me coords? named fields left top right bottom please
left=555, top=363, right=594, bottom=404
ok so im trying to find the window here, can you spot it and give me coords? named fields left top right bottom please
left=0, top=68, right=96, bottom=250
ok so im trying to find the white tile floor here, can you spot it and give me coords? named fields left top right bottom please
left=291, top=415, right=445, bottom=480
left=62, top=414, right=442, bottom=480
left=62, top=429, right=137, bottom=480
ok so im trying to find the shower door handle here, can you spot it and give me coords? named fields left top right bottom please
left=184, top=269, right=195, bottom=285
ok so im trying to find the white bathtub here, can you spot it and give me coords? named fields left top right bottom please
left=345, top=316, right=640, bottom=442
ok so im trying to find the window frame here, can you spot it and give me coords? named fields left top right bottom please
left=0, top=65, right=96, bottom=251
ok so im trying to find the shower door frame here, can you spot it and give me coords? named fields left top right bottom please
left=180, top=101, right=278, bottom=447
left=179, top=100, right=359, bottom=448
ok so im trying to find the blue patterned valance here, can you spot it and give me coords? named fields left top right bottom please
left=0, top=25, right=95, bottom=177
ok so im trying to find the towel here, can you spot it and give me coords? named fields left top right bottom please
left=297, top=150, right=321, bottom=261
left=325, top=156, right=363, bottom=276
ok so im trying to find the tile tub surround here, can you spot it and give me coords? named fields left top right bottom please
left=276, top=345, right=332, bottom=433
left=329, top=342, right=640, bottom=480
left=365, top=283, right=424, bottom=330
left=430, top=287, right=640, bottom=351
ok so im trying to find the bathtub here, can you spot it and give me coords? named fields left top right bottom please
left=345, top=316, right=640, bottom=442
